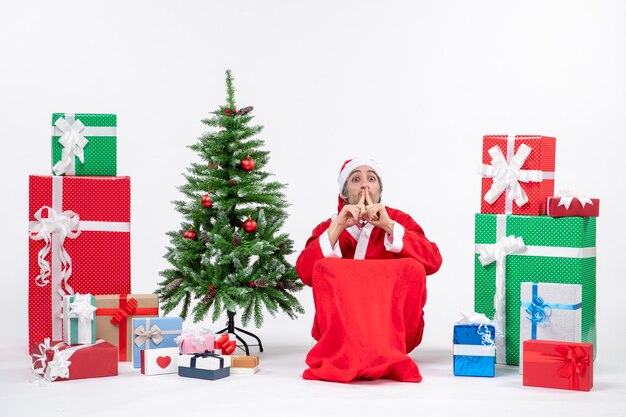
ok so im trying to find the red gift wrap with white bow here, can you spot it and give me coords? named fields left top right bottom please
left=28, top=175, right=131, bottom=354
left=478, top=135, right=556, bottom=215
left=546, top=190, right=600, bottom=218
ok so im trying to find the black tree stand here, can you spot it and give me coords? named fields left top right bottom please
left=216, top=310, right=263, bottom=356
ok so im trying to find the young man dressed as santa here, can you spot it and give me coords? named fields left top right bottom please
left=296, top=157, right=443, bottom=382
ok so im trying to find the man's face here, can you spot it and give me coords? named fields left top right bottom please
left=341, top=165, right=382, bottom=205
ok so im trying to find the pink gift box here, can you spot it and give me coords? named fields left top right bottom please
left=176, top=330, right=215, bottom=354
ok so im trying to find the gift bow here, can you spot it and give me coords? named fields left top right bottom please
left=67, top=293, right=97, bottom=323
left=134, top=324, right=165, bottom=347
left=110, top=297, right=138, bottom=325
left=479, top=144, right=543, bottom=208
left=478, top=235, right=526, bottom=267
left=52, top=116, right=89, bottom=176
left=215, top=333, right=236, bottom=354
left=28, top=206, right=81, bottom=294
left=31, top=338, right=71, bottom=383
left=524, top=294, right=551, bottom=326
left=556, top=189, right=594, bottom=209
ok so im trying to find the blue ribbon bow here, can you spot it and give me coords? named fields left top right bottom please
left=521, top=282, right=582, bottom=340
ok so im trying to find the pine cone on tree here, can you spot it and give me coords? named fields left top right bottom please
left=200, top=231, right=209, bottom=244
left=165, top=278, right=182, bottom=292
left=254, top=278, right=269, bottom=288
left=238, top=106, right=253, bottom=115
left=202, top=288, right=218, bottom=303
left=282, top=280, right=296, bottom=290
left=232, top=230, right=241, bottom=246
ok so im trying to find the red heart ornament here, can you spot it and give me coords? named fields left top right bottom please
left=156, top=356, right=172, bottom=369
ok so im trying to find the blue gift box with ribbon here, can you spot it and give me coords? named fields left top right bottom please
left=453, top=323, right=496, bottom=377
left=178, top=350, right=231, bottom=381
left=519, top=282, right=582, bottom=373
left=131, top=317, right=183, bottom=368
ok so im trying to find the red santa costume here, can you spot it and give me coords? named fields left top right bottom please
left=296, top=157, right=442, bottom=382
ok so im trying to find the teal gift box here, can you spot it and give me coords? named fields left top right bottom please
left=131, top=317, right=183, bottom=368
left=52, top=113, right=117, bottom=176
left=62, top=294, right=97, bottom=345
left=474, top=213, right=596, bottom=366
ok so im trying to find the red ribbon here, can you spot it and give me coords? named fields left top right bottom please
left=110, top=298, right=138, bottom=325
left=526, top=344, right=589, bottom=390
left=96, top=295, right=158, bottom=361
left=215, top=334, right=236, bottom=355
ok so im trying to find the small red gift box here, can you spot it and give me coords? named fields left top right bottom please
left=28, top=175, right=131, bottom=354
left=479, top=135, right=556, bottom=215
left=546, top=194, right=600, bottom=218
left=523, top=340, right=593, bottom=391
left=32, top=339, right=118, bottom=382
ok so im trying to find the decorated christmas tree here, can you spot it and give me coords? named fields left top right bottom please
left=157, top=70, right=304, bottom=330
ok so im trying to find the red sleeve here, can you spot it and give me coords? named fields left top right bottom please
left=391, top=210, right=443, bottom=276
left=296, top=219, right=333, bottom=286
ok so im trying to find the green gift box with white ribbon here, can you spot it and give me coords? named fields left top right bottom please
left=63, top=293, right=97, bottom=345
left=51, top=113, right=117, bottom=176
left=474, top=213, right=596, bottom=366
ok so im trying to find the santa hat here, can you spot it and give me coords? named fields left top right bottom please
left=337, top=157, right=383, bottom=212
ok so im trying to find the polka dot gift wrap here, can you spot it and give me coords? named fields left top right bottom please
left=51, top=113, right=117, bottom=176
left=474, top=213, right=596, bottom=366
left=28, top=175, right=131, bottom=354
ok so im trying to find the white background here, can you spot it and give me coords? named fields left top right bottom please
left=1, top=1, right=625, bottom=416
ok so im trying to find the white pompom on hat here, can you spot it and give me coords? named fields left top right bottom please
left=337, top=157, right=383, bottom=194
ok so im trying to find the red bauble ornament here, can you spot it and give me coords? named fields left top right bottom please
left=248, top=281, right=255, bottom=287
left=240, top=156, right=255, bottom=172
left=201, top=194, right=213, bottom=208
left=225, top=109, right=231, bottom=116
left=233, top=108, right=238, bottom=114
left=183, top=229, right=197, bottom=240
left=209, top=285, right=214, bottom=290
left=242, top=218, right=257, bottom=233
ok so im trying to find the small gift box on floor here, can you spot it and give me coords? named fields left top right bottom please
left=175, top=327, right=215, bottom=354
left=141, top=347, right=179, bottom=376
left=453, top=312, right=496, bottom=377
left=32, top=339, right=118, bottom=382
left=63, top=293, right=97, bottom=345
left=519, top=282, right=582, bottom=373
left=51, top=113, right=117, bottom=176
left=228, top=355, right=259, bottom=375
left=213, top=333, right=237, bottom=355
left=546, top=190, right=600, bottom=218
left=523, top=339, right=593, bottom=391
left=178, top=351, right=231, bottom=381
left=132, top=317, right=183, bottom=368
left=95, top=294, right=159, bottom=362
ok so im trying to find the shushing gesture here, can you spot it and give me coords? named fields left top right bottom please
left=362, top=187, right=394, bottom=234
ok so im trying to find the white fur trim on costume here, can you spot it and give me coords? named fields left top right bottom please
left=337, top=157, right=383, bottom=194
left=384, top=221, right=404, bottom=253
left=320, top=230, right=342, bottom=258
left=354, top=223, right=374, bottom=260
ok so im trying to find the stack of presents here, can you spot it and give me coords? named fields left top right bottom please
left=28, top=113, right=259, bottom=383
left=453, top=135, right=598, bottom=392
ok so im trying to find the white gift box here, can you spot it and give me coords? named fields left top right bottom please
left=519, top=282, right=582, bottom=373
left=140, top=347, right=179, bottom=375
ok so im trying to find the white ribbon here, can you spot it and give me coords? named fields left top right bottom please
left=477, top=234, right=526, bottom=363
left=32, top=339, right=103, bottom=383
left=557, top=189, right=594, bottom=209
left=456, top=311, right=493, bottom=326
left=28, top=206, right=80, bottom=294
left=479, top=143, right=543, bottom=211
left=66, top=293, right=97, bottom=344
left=52, top=115, right=89, bottom=176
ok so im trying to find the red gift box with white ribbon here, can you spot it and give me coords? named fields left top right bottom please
left=28, top=175, right=131, bottom=354
left=479, top=135, right=556, bottom=215
left=546, top=190, right=600, bottom=218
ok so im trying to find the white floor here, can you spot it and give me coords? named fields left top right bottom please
left=1, top=337, right=625, bottom=417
